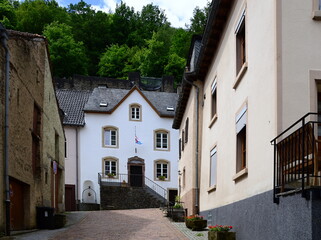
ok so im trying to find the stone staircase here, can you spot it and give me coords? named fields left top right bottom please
left=100, top=185, right=165, bottom=210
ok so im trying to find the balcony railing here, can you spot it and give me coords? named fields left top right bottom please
left=271, top=113, right=321, bottom=203
left=98, top=173, right=167, bottom=205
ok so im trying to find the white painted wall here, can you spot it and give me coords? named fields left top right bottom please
left=79, top=90, right=179, bottom=203
left=64, top=127, right=77, bottom=185
left=199, top=0, right=277, bottom=211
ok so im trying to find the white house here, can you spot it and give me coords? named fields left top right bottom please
left=56, top=89, right=91, bottom=211
left=79, top=86, right=179, bottom=204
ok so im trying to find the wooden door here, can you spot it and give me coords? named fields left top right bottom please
left=130, top=166, right=143, bottom=187
left=65, top=185, right=76, bottom=211
left=10, top=178, right=25, bottom=230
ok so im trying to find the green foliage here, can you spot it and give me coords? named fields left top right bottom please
left=164, top=53, right=186, bottom=84
left=98, top=44, right=136, bottom=79
left=15, top=0, right=69, bottom=34
left=0, top=0, right=17, bottom=29
left=43, top=22, right=88, bottom=77
left=6, top=0, right=210, bottom=80
left=188, top=1, right=211, bottom=35
left=67, top=0, right=111, bottom=75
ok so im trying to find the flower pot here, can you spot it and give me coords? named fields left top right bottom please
left=186, top=219, right=207, bottom=231
left=171, top=208, right=185, bottom=222
left=208, top=231, right=236, bottom=240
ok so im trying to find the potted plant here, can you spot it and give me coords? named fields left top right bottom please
left=158, top=175, right=166, bottom=181
left=185, top=215, right=207, bottom=231
left=171, top=196, right=185, bottom=222
left=208, top=225, right=235, bottom=240
left=107, top=172, right=115, bottom=178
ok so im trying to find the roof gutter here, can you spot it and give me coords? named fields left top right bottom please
left=183, top=76, right=200, bottom=214
left=1, top=23, right=11, bottom=236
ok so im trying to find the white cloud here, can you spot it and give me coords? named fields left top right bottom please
left=100, top=0, right=208, bottom=28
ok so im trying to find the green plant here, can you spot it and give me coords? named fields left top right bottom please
left=196, top=233, right=204, bottom=237
left=173, top=203, right=183, bottom=209
left=107, top=172, right=115, bottom=177
left=158, top=175, right=166, bottom=180
left=208, top=225, right=233, bottom=232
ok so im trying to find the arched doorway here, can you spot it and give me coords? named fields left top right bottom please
left=127, top=156, right=145, bottom=187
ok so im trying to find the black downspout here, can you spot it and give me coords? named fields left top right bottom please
left=0, top=23, right=10, bottom=236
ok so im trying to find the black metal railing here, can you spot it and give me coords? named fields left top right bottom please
left=98, top=173, right=167, bottom=204
left=271, top=112, right=321, bottom=203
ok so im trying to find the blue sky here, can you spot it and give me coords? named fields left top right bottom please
left=57, top=0, right=209, bottom=28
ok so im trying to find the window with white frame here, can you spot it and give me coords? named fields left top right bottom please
left=155, top=130, right=169, bottom=150
left=103, top=126, right=118, bottom=148
left=155, top=160, right=169, bottom=180
left=130, top=104, right=141, bottom=121
left=210, top=147, right=217, bottom=187
left=211, top=77, right=217, bottom=119
left=236, top=105, right=247, bottom=172
left=103, top=158, right=118, bottom=176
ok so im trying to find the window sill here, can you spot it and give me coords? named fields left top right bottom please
left=154, top=148, right=170, bottom=152
left=207, top=185, right=217, bottom=193
left=313, top=10, right=321, bottom=20
left=103, top=146, right=118, bottom=149
left=233, top=62, right=248, bottom=89
left=233, top=168, right=248, bottom=182
left=208, top=114, right=218, bottom=128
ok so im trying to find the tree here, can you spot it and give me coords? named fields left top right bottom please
left=98, top=44, right=131, bottom=78
left=68, top=0, right=112, bottom=75
left=188, top=2, right=210, bottom=35
left=0, top=0, right=17, bottom=29
left=164, top=53, right=186, bottom=85
left=43, top=22, right=88, bottom=77
left=169, top=28, right=192, bottom=58
left=110, top=1, right=138, bottom=47
left=15, top=0, right=69, bottom=34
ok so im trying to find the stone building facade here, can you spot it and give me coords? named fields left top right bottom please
left=0, top=28, right=64, bottom=234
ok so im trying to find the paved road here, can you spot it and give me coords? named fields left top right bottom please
left=49, top=209, right=188, bottom=240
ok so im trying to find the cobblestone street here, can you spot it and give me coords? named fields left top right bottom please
left=49, top=209, right=189, bottom=240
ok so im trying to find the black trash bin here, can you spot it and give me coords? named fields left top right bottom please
left=36, top=207, right=55, bottom=229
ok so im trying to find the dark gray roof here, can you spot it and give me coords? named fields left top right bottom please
left=84, top=87, right=178, bottom=117
left=56, top=89, right=91, bottom=126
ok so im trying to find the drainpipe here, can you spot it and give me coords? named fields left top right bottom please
left=1, top=23, right=11, bottom=236
left=183, top=76, right=200, bottom=214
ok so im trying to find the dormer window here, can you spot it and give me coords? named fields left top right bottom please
left=130, top=104, right=141, bottom=121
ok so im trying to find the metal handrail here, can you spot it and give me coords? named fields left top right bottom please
left=98, top=173, right=167, bottom=204
left=271, top=112, right=321, bottom=203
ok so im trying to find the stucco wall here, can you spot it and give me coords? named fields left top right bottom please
left=199, top=0, right=277, bottom=212
left=279, top=0, right=321, bottom=130
left=79, top=90, right=179, bottom=203
left=65, top=127, right=77, bottom=185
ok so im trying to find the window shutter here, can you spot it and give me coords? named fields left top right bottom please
left=185, top=118, right=189, bottom=143
left=236, top=105, right=247, bottom=133
left=179, top=138, right=181, bottom=159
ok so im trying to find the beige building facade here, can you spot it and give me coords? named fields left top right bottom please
left=0, top=28, right=64, bottom=235
left=174, top=1, right=321, bottom=239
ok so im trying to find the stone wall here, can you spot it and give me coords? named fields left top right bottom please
left=201, top=190, right=321, bottom=240
left=55, top=73, right=175, bottom=93
left=100, top=186, right=163, bottom=210
left=0, top=30, right=65, bottom=232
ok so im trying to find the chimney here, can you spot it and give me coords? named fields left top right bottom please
left=162, top=76, right=174, bottom=93
left=128, top=72, right=140, bottom=87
